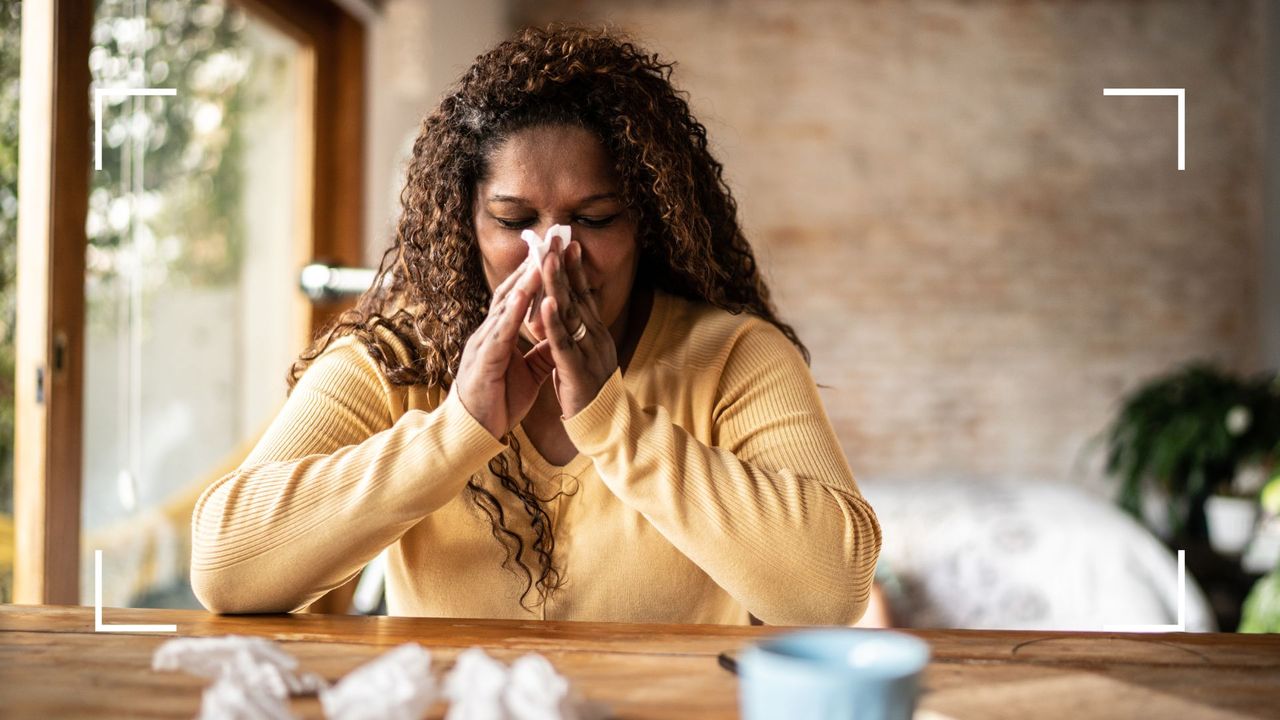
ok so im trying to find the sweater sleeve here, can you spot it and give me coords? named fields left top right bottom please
left=190, top=337, right=506, bottom=614
left=561, top=319, right=881, bottom=626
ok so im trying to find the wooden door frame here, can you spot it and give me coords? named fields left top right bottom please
left=14, top=0, right=94, bottom=606
left=13, top=0, right=366, bottom=605
left=238, top=0, right=367, bottom=332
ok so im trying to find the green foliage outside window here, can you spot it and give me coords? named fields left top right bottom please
left=0, top=0, right=253, bottom=602
left=89, top=0, right=251, bottom=302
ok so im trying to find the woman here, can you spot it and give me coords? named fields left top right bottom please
left=191, top=26, right=881, bottom=626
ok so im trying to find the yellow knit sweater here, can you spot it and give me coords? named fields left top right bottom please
left=190, top=290, right=881, bottom=625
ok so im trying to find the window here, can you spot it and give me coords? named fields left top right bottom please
left=13, top=0, right=364, bottom=606
left=83, top=0, right=310, bottom=608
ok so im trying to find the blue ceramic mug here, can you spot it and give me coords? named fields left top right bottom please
left=738, top=629, right=930, bottom=720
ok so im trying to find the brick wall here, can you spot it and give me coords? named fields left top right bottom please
left=513, top=0, right=1267, bottom=490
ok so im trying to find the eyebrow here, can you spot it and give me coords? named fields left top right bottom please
left=487, top=192, right=620, bottom=204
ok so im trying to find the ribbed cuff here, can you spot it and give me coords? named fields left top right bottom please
left=562, top=368, right=629, bottom=455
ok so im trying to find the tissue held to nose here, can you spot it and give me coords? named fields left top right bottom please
left=520, top=224, right=571, bottom=341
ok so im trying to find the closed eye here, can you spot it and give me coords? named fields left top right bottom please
left=494, top=217, right=536, bottom=230
left=576, top=213, right=620, bottom=229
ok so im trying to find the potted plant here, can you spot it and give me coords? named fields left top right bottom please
left=1102, top=362, right=1280, bottom=547
left=1239, top=472, right=1280, bottom=632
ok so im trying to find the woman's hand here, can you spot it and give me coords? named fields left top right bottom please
left=538, top=239, right=618, bottom=418
left=455, top=258, right=556, bottom=439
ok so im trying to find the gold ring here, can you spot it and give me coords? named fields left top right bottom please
left=570, top=322, right=588, bottom=343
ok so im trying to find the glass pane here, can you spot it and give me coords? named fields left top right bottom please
left=82, top=0, right=309, bottom=608
left=0, top=1, right=20, bottom=605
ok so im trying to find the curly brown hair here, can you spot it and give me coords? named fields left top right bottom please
left=289, top=24, right=809, bottom=611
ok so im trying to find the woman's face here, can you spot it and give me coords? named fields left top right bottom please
left=474, top=124, right=639, bottom=345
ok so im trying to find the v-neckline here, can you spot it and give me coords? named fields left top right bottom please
left=514, top=289, right=669, bottom=477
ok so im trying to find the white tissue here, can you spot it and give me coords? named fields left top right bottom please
left=520, top=224, right=571, bottom=332
left=199, top=675, right=296, bottom=720
left=154, top=635, right=328, bottom=720
left=443, top=647, right=601, bottom=720
left=521, top=224, right=571, bottom=268
left=154, top=636, right=595, bottom=720
left=153, top=635, right=295, bottom=678
left=320, top=643, right=436, bottom=720
left=444, top=647, right=510, bottom=720
left=153, top=635, right=327, bottom=695
left=504, top=654, right=582, bottom=720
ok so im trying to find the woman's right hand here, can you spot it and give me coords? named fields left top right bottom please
left=455, top=258, right=555, bottom=440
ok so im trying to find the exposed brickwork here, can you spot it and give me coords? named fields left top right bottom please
left=513, top=1, right=1266, bottom=489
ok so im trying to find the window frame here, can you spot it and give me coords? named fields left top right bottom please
left=13, top=0, right=367, bottom=604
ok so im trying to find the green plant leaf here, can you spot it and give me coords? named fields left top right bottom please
left=1239, top=570, right=1280, bottom=633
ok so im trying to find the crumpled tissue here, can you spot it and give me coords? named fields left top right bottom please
left=155, top=635, right=594, bottom=720
left=319, top=643, right=436, bottom=720
left=198, top=674, right=296, bottom=720
left=444, top=647, right=602, bottom=720
left=505, top=654, right=592, bottom=720
left=520, top=223, right=572, bottom=333
left=443, top=647, right=509, bottom=720
left=153, top=635, right=328, bottom=719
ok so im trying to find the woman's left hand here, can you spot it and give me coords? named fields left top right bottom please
left=538, top=239, right=617, bottom=418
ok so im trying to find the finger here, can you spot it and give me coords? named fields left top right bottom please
left=565, top=242, right=603, bottom=323
left=479, top=288, right=527, bottom=370
left=518, top=262, right=546, bottom=328
left=542, top=296, right=582, bottom=363
left=523, top=339, right=555, bottom=384
left=497, top=287, right=534, bottom=342
left=474, top=264, right=530, bottom=342
left=515, top=257, right=543, bottom=297
left=542, top=250, right=584, bottom=339
left=488, top=263, right=524, bottom=316
left=498, top=258, right=542, bottom=309
left=494, top=258, right=527, bottom=297
left=527, top=251, right=553, bottom=343
left=564, top=242, right=593, bottom=305
left=488, top=258, right=535, bottom=314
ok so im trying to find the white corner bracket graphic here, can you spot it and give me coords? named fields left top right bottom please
left=94, top=550, right=177, bottom=632
left=1102, top=87, right=1186, bottom=171
left=1103, top=549, right=1186, bottom=633
left=93, top=87, right=178, bottom=171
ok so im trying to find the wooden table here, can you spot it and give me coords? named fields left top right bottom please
left=2, top=605, right=1278, bottom=719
